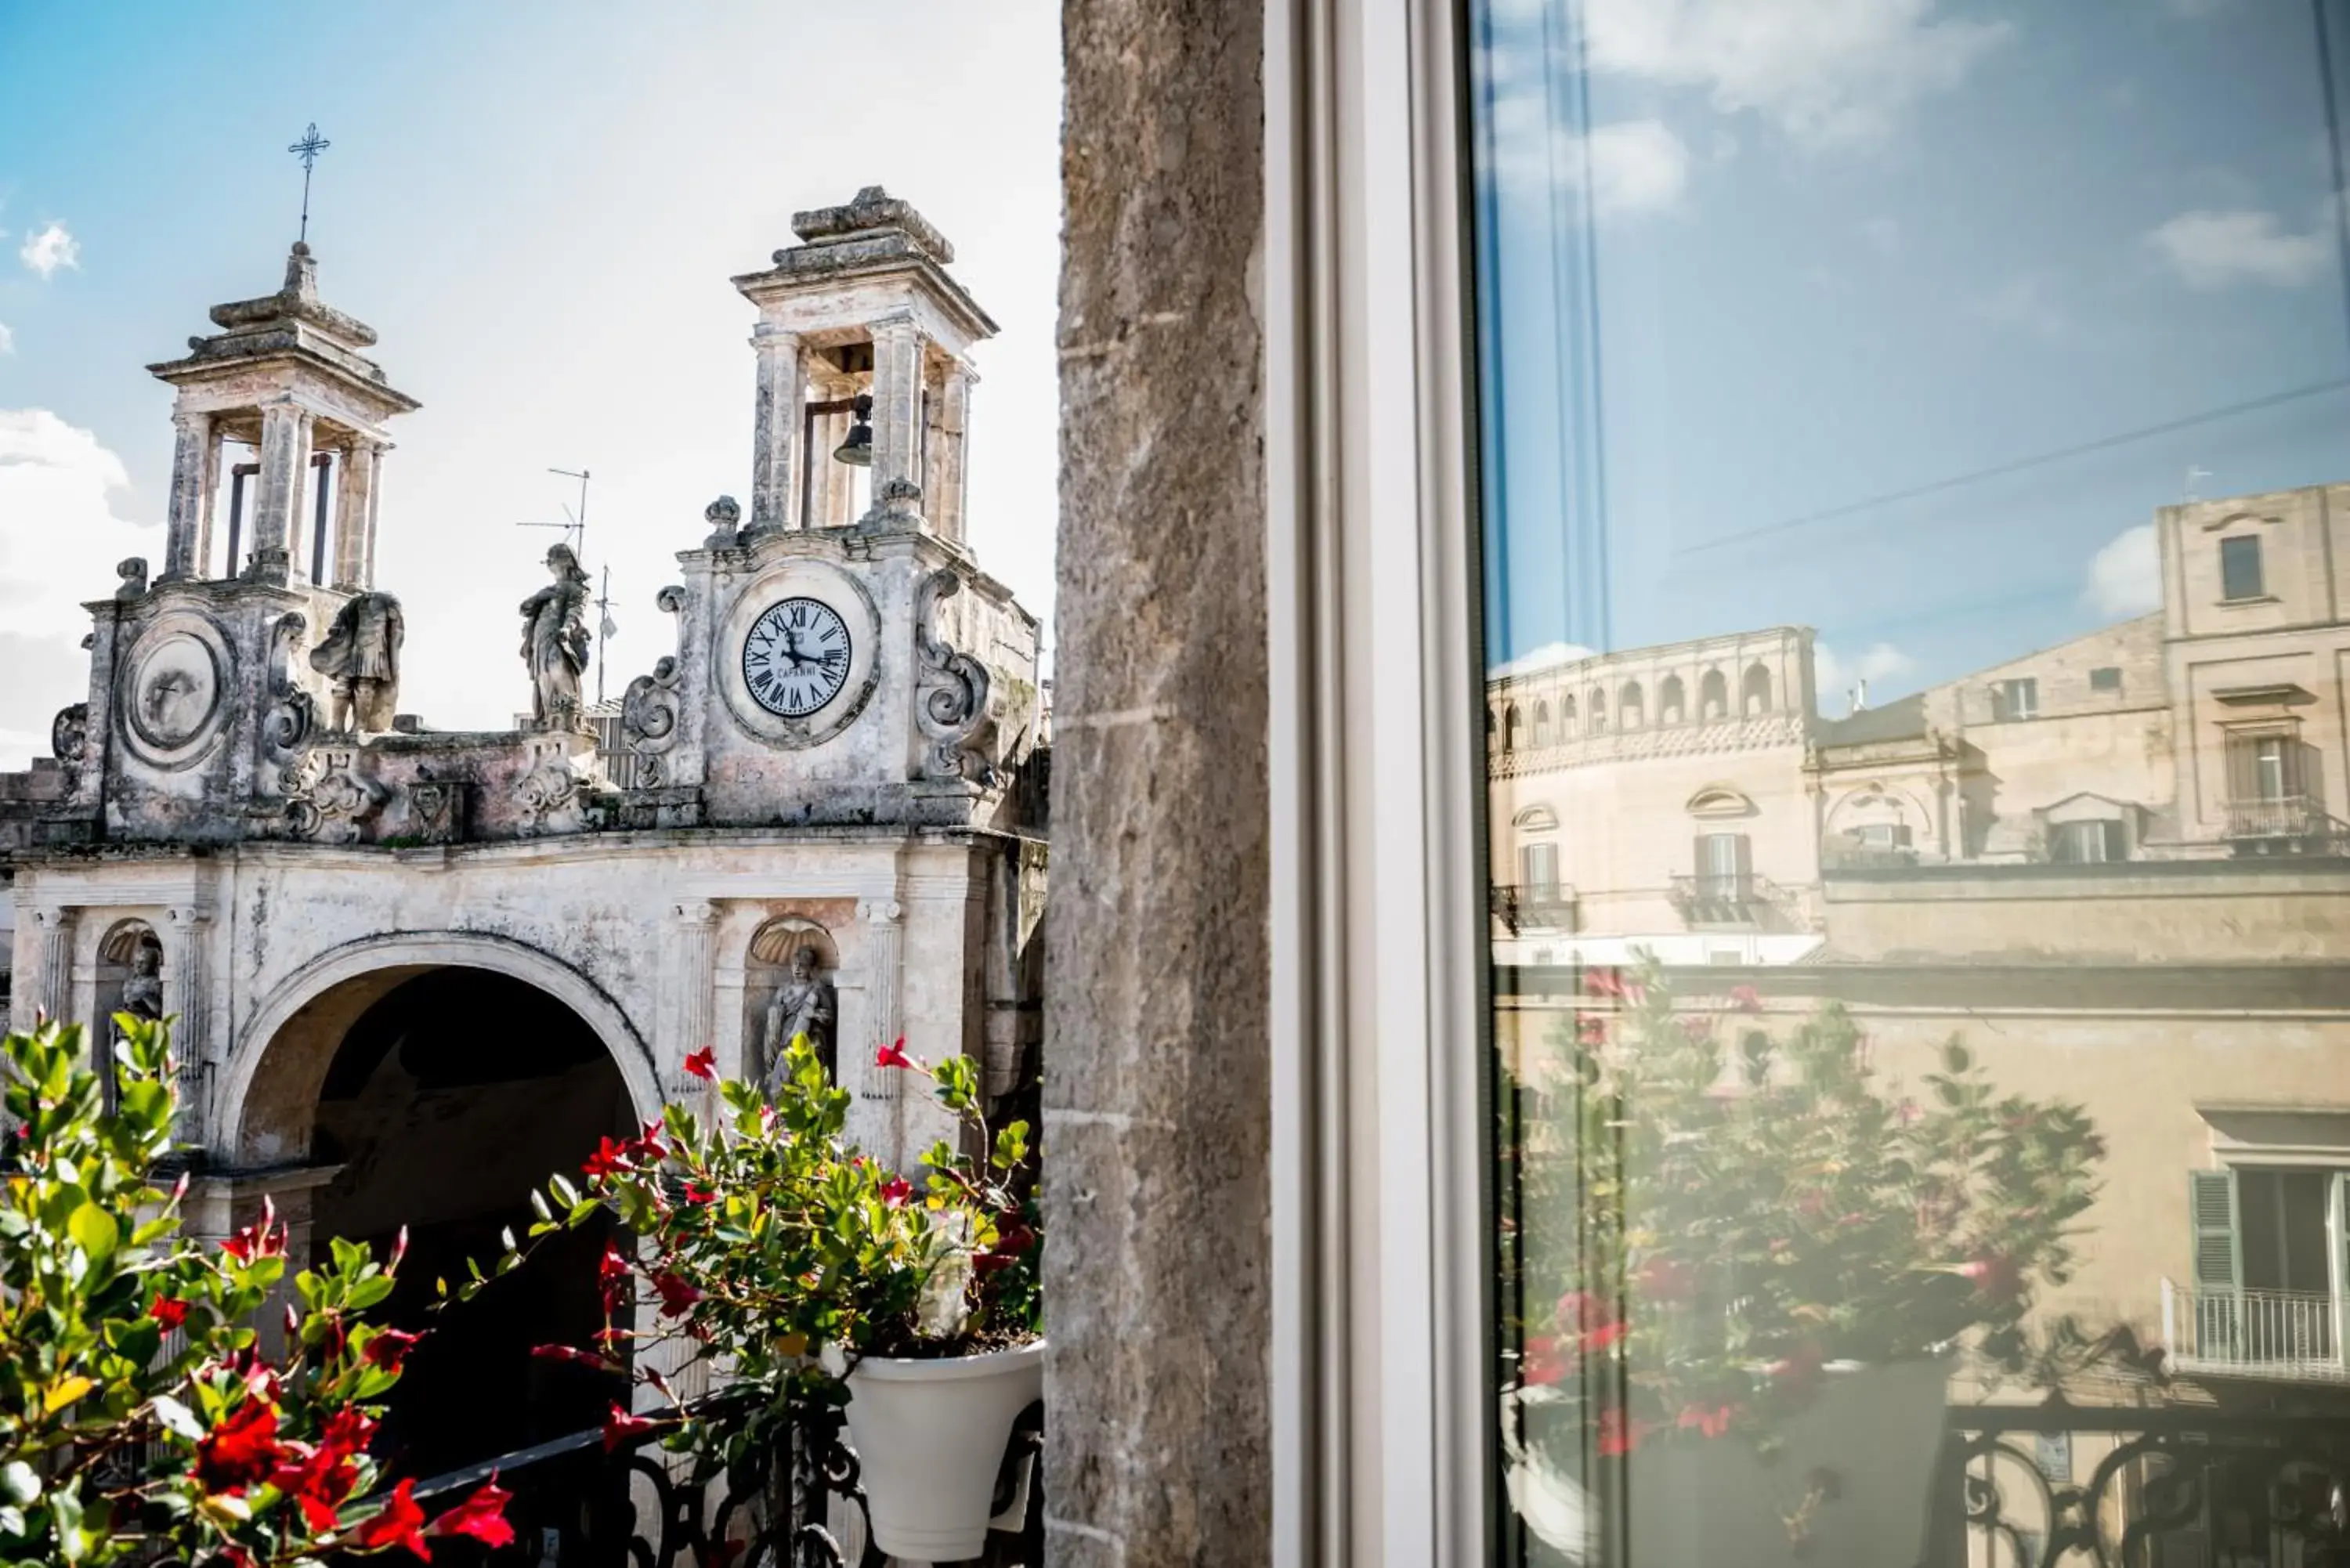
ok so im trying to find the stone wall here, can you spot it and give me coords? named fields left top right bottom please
left=1046, top=0, right=1271, bottom=1562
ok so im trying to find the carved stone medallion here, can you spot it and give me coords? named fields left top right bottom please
left=117, top=614, right=232, bottom=769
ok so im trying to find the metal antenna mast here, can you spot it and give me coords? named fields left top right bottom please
left=287, top=123, right=331, bottom=244
left=516, top=468, right=616, bottom=704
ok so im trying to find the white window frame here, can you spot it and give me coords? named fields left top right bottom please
left=1267, top=0, right=1488, bottom=1560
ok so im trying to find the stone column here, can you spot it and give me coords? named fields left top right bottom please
left=673, top=901, right=721, bottom=1087
left=848, top=899, right=906, bottom=1163
left=747, top=325, right=807, bottom=536
left=164, top=906, right=212, bottom=1147
left=362, top=441, right=388, bottom=588
left=27, top=905, right=75, bottom=1027
left=161, top=410, right=213, bottom=581
left=867, top=314, right=927, bottom=505
left=925, top=363, right=974, bottom=544
left=249, top=401, right=308, bottom=584
left=331, top=440, right=380, bottom=591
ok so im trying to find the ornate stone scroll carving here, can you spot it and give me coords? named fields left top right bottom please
left=702, top=495, right=742, bottom=551
left=262, top=613, right=315, bottom=775
left=50, top=703, right=89, bottom=771
left=913, top=569, right=996, bottom=786
left=284, top=746, right=388, bottom=844
left=114, top=556, right=150, bottom=601
left=405, top=777, right=468, bottom=844
left=515, top=738, right=590, bottom=833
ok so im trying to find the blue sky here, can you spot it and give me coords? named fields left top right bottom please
left=1473, top=0, right=2350, bottom=707
left=0, top=2, right=1061, bottom=763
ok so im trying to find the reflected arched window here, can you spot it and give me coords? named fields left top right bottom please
left=1531, top=700, right=1552, bottom=747
left=1700, top=668, right=1728, bottom=720
left=1742, top=663, right=1773, bottom=717
left=1560, top=693, right=1577, bottom=735
left=1587, top=687, right=1607, bottom=731
left=1619, top=681, right=1643, bottom=728
left=1659, top=674, right=1686, bottom=724
left=1505, top=703, right=1524, bottom=750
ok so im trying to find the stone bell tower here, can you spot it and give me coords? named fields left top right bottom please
left=732, top=186, right=992, bottom=543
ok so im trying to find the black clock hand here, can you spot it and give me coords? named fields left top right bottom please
left=780, top=627, right=811, bottom=667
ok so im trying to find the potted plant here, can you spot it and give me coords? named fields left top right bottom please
left=480, top=1032, right=1042, bottom=1563
left=1501, top=959, right=2106, bottom=1565
left=0, top=1013, right=508, bottom=1566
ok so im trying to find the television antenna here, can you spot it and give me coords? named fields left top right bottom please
left=515, top=466, right=616, bottom=703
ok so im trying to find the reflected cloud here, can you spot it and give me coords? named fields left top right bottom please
left=1813, top=641, right=1916, bottom=712
left=2084, top=522, right=2160, bottom=617
left=2147, top=208, right=2333, bottom=290
left=1486, top=95, right=1691, bottom=215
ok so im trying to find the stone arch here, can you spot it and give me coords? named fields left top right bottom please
left=1560, top=692, right=1577, bottom=733
left=1659, top=674, right=1687, bottom=724
left=1742, top=663, right=1773, bottom=716
left=1618, top=681, right=1644, bottom=728
left=1503, top=702, right=1524, bottom=751
left=1700, top=668, right=1729, bottom=720
left=219, top=931, right=659, bottom=1167
left=1586, top=686, right=1607, bottom=731
left=1531, top=699, right=1552, bottom=748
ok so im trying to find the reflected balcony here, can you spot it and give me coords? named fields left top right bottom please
left=1665, top=872, right=1795, bottom=929
left=1491, top=883, right=1577, bottom=935
left=2162, top=1277, right=2348, bottom=1383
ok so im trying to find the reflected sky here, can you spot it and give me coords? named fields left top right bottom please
left=1473, top=0, right=2350, bottom=704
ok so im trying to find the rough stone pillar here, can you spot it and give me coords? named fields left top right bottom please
left=847, top=898, right=906, bottom=1163
left=164, top=905, right=212, bottom=1146
left=748, top=325, right=808, bottom=536
left=926, top=363, right=974, bottom=544
left=674, top=901, right=721, bottom=1083
left=867, top=314, right=926, bottom=504
left=332, top=440, right=380, bottom=590
left=1047, top=0, right=1271, bottom=1558
left=250, top=401, right=307, bottom=584
left=29, top=905, right=76, bottom=1027
left=161, top=410, right=213, bottom=581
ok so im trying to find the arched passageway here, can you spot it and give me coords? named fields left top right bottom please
left=306, top=966, right=632, bottom=1479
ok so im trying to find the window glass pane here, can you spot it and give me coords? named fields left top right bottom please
left=1469, top=3, right=2350, bottom=1563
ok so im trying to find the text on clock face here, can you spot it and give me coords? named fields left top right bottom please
left=743, top=598, right=854, bottom=717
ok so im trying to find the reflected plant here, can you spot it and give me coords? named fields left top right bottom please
left=1506, top=957, right=2107, bottom=1455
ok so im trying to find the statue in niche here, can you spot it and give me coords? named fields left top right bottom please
left=519, top=543, right=592, bottom=731
left=309, top=591, right=406, bottom=734
left=762, top=945, right=837, bottom=1093
left=117, top=940, right=164, bottom=1032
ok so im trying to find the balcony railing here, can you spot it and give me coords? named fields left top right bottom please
left=1491, top=883, right=1578, bottom=935
left=1665, top=873, right=1796, bottom=927
left=2161, top=1277, right=2348, bottom=1382
left=2224, top=793, right=2328, bottom=841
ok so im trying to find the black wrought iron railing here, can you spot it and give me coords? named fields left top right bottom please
left=1491, top=883, right=1578, bottom=935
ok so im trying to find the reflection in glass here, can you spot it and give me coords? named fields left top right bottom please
left=1469, top=2, right=2350, bottom=1563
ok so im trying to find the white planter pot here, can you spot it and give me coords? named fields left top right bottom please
left=1506, top=1357, right=1950, bottom=1566
left=1625, top=1357, right=1950, bottom=1567
left=843, top=1338, right=1046, bottom=1564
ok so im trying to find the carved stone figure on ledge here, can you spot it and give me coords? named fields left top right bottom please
left=308, top=591, right=406, bottom=734
left=763, top=945, right=838, bottom=1092
left=519, top=543, right=592, bottom=731
left=116, top=941, right=164, bottom=1035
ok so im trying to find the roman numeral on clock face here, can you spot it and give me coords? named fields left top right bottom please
left=742, top=596, right=855, bottom=719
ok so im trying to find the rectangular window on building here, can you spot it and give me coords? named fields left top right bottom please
left=1461, top=0, right=2350, bottom=1558
left=2221, top=534, right=2266, bottom=601
left=1520, top=841, right=1560, bottom=895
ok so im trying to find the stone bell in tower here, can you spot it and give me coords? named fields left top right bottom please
left=731, top=186, right=992, bottom=542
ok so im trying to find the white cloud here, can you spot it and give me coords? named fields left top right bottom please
left=1813, top=641, right=1916, bottom=709
left=2146, top=208, right=2330, bottom=290
left=0, top=321, right=13, bottom=356
left=1583, top=0, right=2011, bottom=149
left=1490, top=640, right=1599, bottom=679
left=18, top=222, right=79, bottom=280
left=1486, top=98, right=1692, bottom=215
left=1972, top=274, right=2068, bottom=339
left=2084, top=522, right=2161, bottom=618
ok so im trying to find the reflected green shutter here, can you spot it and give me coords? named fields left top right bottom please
left=2189, top=1169, right=2240, bottom=1291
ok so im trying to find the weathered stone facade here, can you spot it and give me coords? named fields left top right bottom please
left=0, top=191, right=1047, bottom=1301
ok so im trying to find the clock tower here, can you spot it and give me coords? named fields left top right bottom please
left=610, top=187, right=1042, bottom=830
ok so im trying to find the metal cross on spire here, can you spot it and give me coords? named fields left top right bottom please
left=288, top=122, right=332, bottom=244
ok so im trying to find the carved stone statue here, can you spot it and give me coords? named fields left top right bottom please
left=519, top=544, right=592, bottom=731
left=116, top=941, right=164, bottom=1035
left=308, top=591, right=406, bottom=734
left=762, top=945, right=837, bottom=1091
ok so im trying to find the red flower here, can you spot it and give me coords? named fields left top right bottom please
left=362, top=1327, right=423, bottom=1371
left=533, top=1342, right=620, bottom=1371
left=682, top=1046, right=718, bottom=1081
left=272, top=1433, right=364, bottom=1533
left=681, top=1180, right=718, bottom=1205
left=388, top=1224, right=410, bottom=1272
left=343, top=1477, right=429, bottom=1559
left=195, top=1399, right=284, bottom=1493
left=1596, top=1407, right=1641, bottom=1458
left=651, top=1271, right=702, bottom=1317
left=1959, top=1253, right=2023, bottom=1305
left=602, top=1401, right=664, bottom=1453
left=1728, top=984, right=1762, bottom=1013
left=598, top=1245, right=631, bottom=1313
left=880, top=1176, right=914, bottom=1208
left=1576, top=1015, right=1608, bottom=1045
left=583, top=1135, right=632, bottom=1178
left=1676, top=1402, right=1739, bottom=1439
left=149, top=1293, right=189, bottom=1331
left=320, top=1406, right=377, bottom=1456
left=1520, top=1334, right=1572, bottom=1386
left=876, top=1037, right=912, bottom=1069
left=222, top=1197, right=285, bottom=1263
left=428, top=1477, right=515, bottom=1548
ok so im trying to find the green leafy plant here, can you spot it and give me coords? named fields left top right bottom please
left=467, top=1033, right=1039, bottom=1459
left=0, top=1013, right=508, bottom=1566
left=1506, top=958, right=2106, bottom=1458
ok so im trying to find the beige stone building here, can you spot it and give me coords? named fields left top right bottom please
left=1492, top=480, right=2350, bottom=1408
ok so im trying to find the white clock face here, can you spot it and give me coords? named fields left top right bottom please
left=743, top=598, right=853, bottom=717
